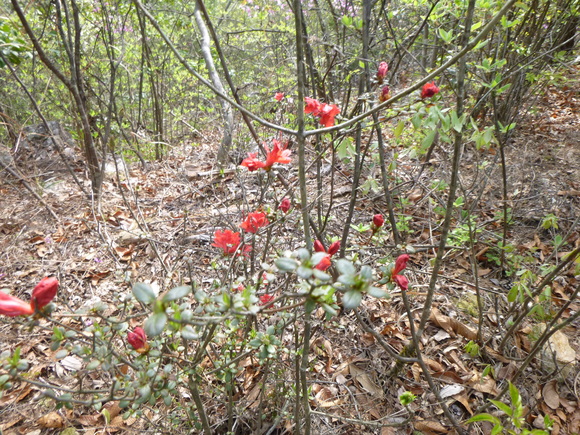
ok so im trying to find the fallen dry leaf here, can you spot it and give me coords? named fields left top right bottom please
left=542, top=380, right=560, bottom=410
left=414, top=419, right=449, bottom=433
left=38, top=411, right=65, bottom=429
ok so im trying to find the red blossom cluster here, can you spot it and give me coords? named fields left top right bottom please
left=421, top=82, right=440, bottom=99
left=0, top=277, right=59, bottom=317
left=313, top=240, right=340, bottom=271
left=241, top=140, right=291, bottom=172
left=278, top=198, right=291, bottom=213
left=212, top=229, right=243, bottom=255
left=304, top=97, right=340, bottom=127
left=259, top=294, right=274, bottom=306
left=127, top=327, right=149, bottom=354
left=212, top=211, right=270, bottom=256
left=240, top=212, right=269, bottom=234
left=274, top=92, right=284, bottom=102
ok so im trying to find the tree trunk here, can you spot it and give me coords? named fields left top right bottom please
left=193, top=4, right=234, bottom=165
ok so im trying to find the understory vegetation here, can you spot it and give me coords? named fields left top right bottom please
left=0, top=0, right=578, bottom=433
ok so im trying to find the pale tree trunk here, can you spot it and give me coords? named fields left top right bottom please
left=193, top=4, right=234, bottom=165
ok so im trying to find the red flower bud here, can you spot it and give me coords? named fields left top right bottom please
left=392, top=254, right=410, bottom=277
left=278, top=198, right=291, bottom=213
left=31, top=277, right=59, bottom=310
left=421, top=82, right=440, bottom=99
left=313, top=240, right=325, bottom=253
left=127, top=327, right=149, bottom=353
left=379, top=85, right=390, bottom=102
left=372, top=214, right=384, bottom=228
left=377, top=62, right=388, bottom=83
left=0, top=292, right=34, bottom=317
left=327, top=241, right=340, bottom=256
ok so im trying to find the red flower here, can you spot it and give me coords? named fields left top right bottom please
left=0, top=292, right=34, bottom=317
left=315, top=255, right=332, bottom=271
left=305, top=98, right=341, bottom=127
left=263, top=140, right=292, bottom=170
left=313, top=240, right=340, bottom=256
left=394, top=274, right=409, bottom=291
left=127, top=327, right=149, bottom=353
left=379, top=85, right=390, bottom=103
left=392, top=254, right=410, bottom=276
left=275, top=92, right=285, bottom=102
left=391, top=254, right=410, bottom=290
left=31, top=277, right=59, bottom=310
left=240, top=212, right=269, bottom=234
left=318, top=103, right=340, bottom=127
left=421, top=82, right=440, bottom=99
left=372, top=214, right=384, bottom=229
left=377, top=61, right=388, bottom=83
left=304, top=97, right=322, bottom=116
left=312, top=240, right=339, bottom=271
left=240, top=140, right=292, bottom=172
left=278, top=198, right=291, bottom=213
left=313, top=240, right=325, bottom=253
left=259, top=294, right=274, bottom=306
left=212, top=229, right=241, bottom=255
left=327, top=241, right=341, bottom=256
left=240, top=152, right=266, bottom=172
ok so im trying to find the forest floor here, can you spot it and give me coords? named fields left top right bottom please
left=0, top=68, right=579, bottom=435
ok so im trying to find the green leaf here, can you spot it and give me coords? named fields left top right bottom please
left=297, top=266, right=313, bottom=279
left=467, top=413, right=501, bottom=425
left=421, top=128, right=437, bottom=151
left=276, top=257, right=298, bottom=272
left=145, top=312, right=167, bottom=337
left=393, top=120, right=405, bottom=138
left=489, top=399, right=513, bottom=417
left=335, top=259, right=355, bottom=276
left=368, top=286, right=390, bottom=299
left=162, top=285, right=191, bottom=303
left=342, top=290, right=363, bottom=310
left=181, top=325, right=200, bottom=340
left=136, top=384, right=152, bottom=404
left=439, top=28, right=453, bottom=43
left=507, top=285, right=519, bottom=303
left=341, top=15, right=352, bottom=27
left=133, top=283, right=156, bottom=304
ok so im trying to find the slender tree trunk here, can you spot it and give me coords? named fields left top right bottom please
left=193, top=4, right=234, bottom=165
